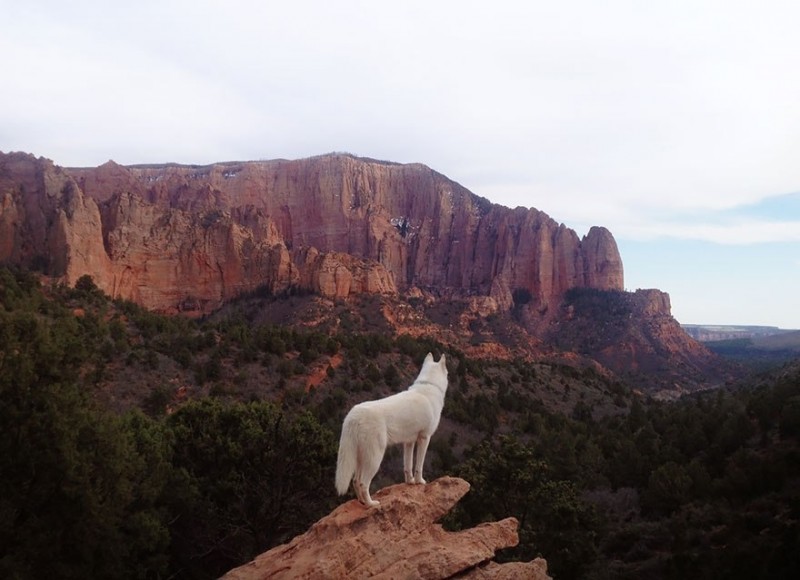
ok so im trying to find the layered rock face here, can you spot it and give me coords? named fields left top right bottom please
left=0, top=153, right=111, bottom=286
left=221, top=477, right=550, bottom=580
left=0, top=151, right=623, bottom=314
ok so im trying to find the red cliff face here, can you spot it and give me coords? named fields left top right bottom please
left=0, top=152, right=111, bottom=286
left=0, top=151, right=623, bottom=314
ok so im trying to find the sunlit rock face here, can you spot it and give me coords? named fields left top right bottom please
left=1, top=151, right=622, bottom=314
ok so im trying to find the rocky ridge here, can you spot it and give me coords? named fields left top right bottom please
left=220, top=477, right=550, bottom=580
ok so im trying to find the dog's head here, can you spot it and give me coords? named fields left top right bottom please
left=420, top=352, right=448, bottom=389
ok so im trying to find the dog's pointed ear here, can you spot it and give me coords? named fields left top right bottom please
left=439, top=353, right=446, bottom=365
left=424, top=352, right=433, bottom=363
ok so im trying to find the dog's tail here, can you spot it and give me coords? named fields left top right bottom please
left=335, top=416, right=357, bottom=495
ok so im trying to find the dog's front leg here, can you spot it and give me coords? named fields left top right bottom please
left=413, top=434, right=430, bottom=484
left=403, top=442, right=415, bottom=483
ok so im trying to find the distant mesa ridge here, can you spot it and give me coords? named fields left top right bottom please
left=0, top=150, right=623, bottom=314
left=683, top=324, right=797, bottom=342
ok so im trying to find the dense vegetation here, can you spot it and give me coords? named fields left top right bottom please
left=1, top=267, right=798, bottom=579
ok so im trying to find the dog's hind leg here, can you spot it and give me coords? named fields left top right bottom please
left=355, top=479, right=379, bottom=507
left=412, top=434, right=431, bottom=484
left=355, top=437, right=384, bottom=507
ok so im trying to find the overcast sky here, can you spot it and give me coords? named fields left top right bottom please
left=2, top=0, right=799, bottom=328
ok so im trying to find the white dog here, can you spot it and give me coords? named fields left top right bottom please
left=335, top=352, right=448, bottom=507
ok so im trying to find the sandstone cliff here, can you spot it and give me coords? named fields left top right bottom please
left=548, top=287, right=735, bottom=395
left=0, top=151, right=622, bottom=314
left=221, top=477, right=550, bottom=580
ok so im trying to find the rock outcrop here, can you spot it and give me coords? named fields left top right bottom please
left=0, top=151, right=622, bottom=314
left=549, top=287, right=735, bottom=393
left=0, top=153, right=111, bottom=287
left=221, top=477, right=550, bottom=580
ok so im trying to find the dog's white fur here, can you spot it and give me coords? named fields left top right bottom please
left=335, top=352, right=448, bottom=507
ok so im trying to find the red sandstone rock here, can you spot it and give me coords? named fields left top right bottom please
left=220, top=476, right=550, bottom=580
left=0, top=151, right=623, bottom=314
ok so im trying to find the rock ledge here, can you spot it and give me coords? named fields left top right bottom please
left=221, top=476, right=550, bottom=579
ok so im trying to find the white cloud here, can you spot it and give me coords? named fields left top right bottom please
left=623, top=219, right=800, bottom=245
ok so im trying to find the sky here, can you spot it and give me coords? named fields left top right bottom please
left=2, top=0, right=799, bottom=328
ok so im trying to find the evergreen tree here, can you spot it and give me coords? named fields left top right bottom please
left=164, top=399, right=338, bottom=578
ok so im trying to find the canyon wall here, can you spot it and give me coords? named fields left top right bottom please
left=0, top=151, right=623, bottom=314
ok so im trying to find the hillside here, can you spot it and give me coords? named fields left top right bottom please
left=1, top=266, right=799, bottom=580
